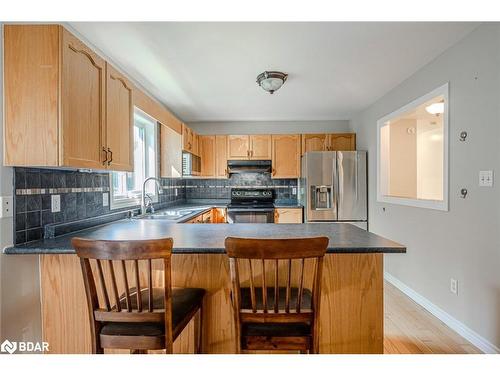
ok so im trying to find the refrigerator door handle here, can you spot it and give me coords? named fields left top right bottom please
left=335, top=152, right=341, bottom=219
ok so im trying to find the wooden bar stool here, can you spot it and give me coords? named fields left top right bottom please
left=72, top=237, right=205, bottom=354
left=225, top=236, right=329, bottom=354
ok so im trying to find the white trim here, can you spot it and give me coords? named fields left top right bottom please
left=376, top=82, right=449, bottom=211
left=384, top=272, right=500, bottom=354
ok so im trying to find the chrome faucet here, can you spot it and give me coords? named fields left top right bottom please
left=141, top=177, right=163, bottom=215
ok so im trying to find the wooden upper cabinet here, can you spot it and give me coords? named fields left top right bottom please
left=328, top=133, right=356, bottom=151
left=193, top=132, right=200, bottom=156
left=61, top=29, right=106, bottom=169
left=215, top=135, right=228, bottom=178
left=200, top=135, right=216, bottom=177
left=227, top=135, right=271, bottom=160
left=4, top=25, right=60, bottom=166
left=105, top=64, right=134, bottom=172
left=249, top=135, right=272, bottom=159
left=182, top=123, right=197, bottom=154
left=227, top=135, right=250, bottom=159
left=182, top=123, right=190, bottom=151
left=301, top=134, right=328, bottom=154
left=271, top=134, right=301, bottom=178
left=4, top=25, right=136, bottom=171
left=160, top=124, right=182, bottom=178
left=301, top=133, right=356, bottom=154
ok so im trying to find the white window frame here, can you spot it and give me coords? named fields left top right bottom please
left=376, top=82, right=449, bottom=211
left=109, top=108, right=159, bottom=210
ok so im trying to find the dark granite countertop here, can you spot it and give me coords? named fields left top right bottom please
left=4, top=220, right=405, bottom=255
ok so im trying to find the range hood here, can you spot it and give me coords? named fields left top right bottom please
left=227, top=160, right=272, bottom=174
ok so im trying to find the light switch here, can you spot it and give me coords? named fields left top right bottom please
left=103, top=193, right=109, bottom=207
left=479, top=170, right=493, bottom=187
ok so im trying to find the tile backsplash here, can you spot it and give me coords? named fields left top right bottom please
left=13, top=168, right=297, bottom=245
left=13, top=168, right=185, bottom=245
left=185, top=173, right=298, bottom=201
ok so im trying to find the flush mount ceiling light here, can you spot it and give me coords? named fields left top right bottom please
left=256, top=71, right=288, bottom=94
left=425, top=101, right=445, bottom=115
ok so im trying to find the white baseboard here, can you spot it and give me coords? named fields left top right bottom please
left=384, top=272, right=500, bottom=354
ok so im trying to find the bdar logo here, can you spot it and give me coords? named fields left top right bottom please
left=1, top=339, right=17, bottom=354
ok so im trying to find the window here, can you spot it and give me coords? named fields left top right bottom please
left=110, top=109, right=159, bottom=209
left=377, top=83, right=449, bottom=211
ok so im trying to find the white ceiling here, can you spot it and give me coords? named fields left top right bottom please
left=69, top=22, right=478, bottom=122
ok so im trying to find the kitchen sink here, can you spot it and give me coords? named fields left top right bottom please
left=137, top=209, right=195, bottom=220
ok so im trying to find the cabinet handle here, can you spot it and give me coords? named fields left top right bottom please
left=107, top=148, right=113, bottom=165
left=102, top=147, right=108, bottom=165
left=272, top=168, right=276, bottom=176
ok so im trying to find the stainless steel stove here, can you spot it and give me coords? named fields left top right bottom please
left=227, top=188, right=275, bottom=223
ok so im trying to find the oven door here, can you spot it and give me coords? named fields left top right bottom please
left=227, top=208, right=274, bottom=223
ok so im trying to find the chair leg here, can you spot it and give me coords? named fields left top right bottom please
left=194, top=306, right=203, bottom=354
left=130, top=349, right=147, bottom=354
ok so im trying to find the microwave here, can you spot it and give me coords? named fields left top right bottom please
left=182, top=152, right=201, bottom=176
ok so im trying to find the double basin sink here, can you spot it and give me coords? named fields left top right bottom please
left=137, top=208, right=200, bottom=221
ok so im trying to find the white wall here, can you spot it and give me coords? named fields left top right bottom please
left=350, top=23, right=500, bottom=350
left=189, top=120, right=350, bottom=135
left=0, top=23, right=42, bottom=343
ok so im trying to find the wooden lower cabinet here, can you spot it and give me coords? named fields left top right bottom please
left=213, top=208, right=227, bottom=223
left=274, top=208, right=303, bottom=223
left=40, top=253, right=383, bottom=354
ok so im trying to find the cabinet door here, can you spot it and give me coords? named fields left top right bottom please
left=328, top=133, right=356, bottom=151
left=200, top=135, right=216, bottom=177
left=4, top=25, right=60, bottom=166
left=274, top=208, right=303, bottom=223
left=301, top=134, right=328, bottom=154
left=160, top=124, right=182, bottom=178
left=227, top=135, right=250, bottom=159
left=272, top=134, right=301, bottom=178
left=182, top=123, right=193, bottom=152
left=215, top=135, right=228, bottom=178
left=193, top=133, right=200, bottom=156
left=61, top=29, right=106, bottom=169
left=249, top=135, right=272, bottom=159
left=105, top=64, right=134, bottom=172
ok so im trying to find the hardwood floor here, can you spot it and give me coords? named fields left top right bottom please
left=384, top=282, right=481, bottom=354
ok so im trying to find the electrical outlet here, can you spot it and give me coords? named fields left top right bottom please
left=0, top=196, right=13, bottom=218
left=450, top=278, right=458, bottom=295
left=479, top=170, right=493, bottom=187
left=51, top=195, right=61, bottom=213
left=102, top=193, right=109, bottom=207
left=175, top=188, right=178, bottom=197
left=292, top=187, right=297, bottom=195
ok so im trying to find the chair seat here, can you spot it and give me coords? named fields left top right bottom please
left=240, top=287, right=312, bottom=311
left=242, top=323, right=311, bottom=337
left=100, top=287, right=205, bottom=339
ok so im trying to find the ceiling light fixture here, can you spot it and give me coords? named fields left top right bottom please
left=425, top=101, right=445, bottom=115
left=256, top=71, right=288, bottom=94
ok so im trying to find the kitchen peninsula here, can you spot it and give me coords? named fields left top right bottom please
left=6, top=217, right=405, bottom=354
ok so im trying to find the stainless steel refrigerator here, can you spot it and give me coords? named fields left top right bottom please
left=298, top=151, right=368, bottom=229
